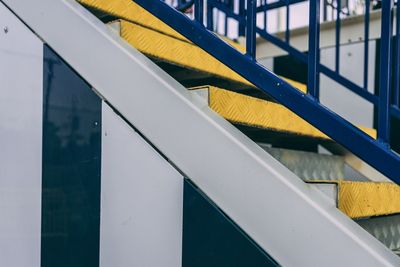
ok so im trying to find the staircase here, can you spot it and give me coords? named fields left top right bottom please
left=3, top=0, right=400, bottom=265
left=78, top=0, right=400, bottom=257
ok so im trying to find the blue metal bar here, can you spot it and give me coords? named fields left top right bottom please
left=256, top=27, right=379, bottom=105
left=206, top=2, right=214, bottom=30
left=363, top=0, right=370, bottom=90
left=394, top=0, right=400, bottom=107
left=246, top=0, right=257, bottom=59
left=335, top=0, right=341, bottom=73
left=307, top=0, right=320, bottom=98
left=378, top=0, right=393, bottom=143
left=133, top=0, right=400, bottom=182
left=285, top=0, right=290, bottom=43
left=323, top=0, right=328, bottom=21
left=224, top=0, right=228, bottom=35
left=194, top=0, right=203, bottom=24
left=239, top=0, right=246, bottom=36
left=263, top=0, right=267, bottom=31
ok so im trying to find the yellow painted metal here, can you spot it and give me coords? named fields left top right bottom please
left=310, top=180, right=400, bottom=219
left=117, top=20, right=307, bottom=93
left=119, top=20, right=252, bottom=87
left=192, top=86, right=376, bottom=139
left=79, top=0, right=374, bottom=139
left=338, top=181, right=400, bottom=218
left=78, top=0, right=186, bottom=40
left=77, top=0, right=244, bottom=51
left=78, top=0, right=308, bottom=92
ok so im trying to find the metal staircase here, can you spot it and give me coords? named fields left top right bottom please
left=129, top=0, right=400, bottom=183
left=76, top=0, right=400, bottom=257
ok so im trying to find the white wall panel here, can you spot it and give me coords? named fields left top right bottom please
left=101, top=103, right=183, bottom=267
left=0, top=2, right=43, bottom=267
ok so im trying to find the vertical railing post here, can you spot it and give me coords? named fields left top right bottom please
left=323, top=0, right=328, bottom=21
left=285, top=0, right=290, bottom=43
left=194, top=0, right=204, bottom=24
left=239, top=0, right=246, bottom=36
left=394, top=0, right=400, bottom=107
left=363, top=0, right=370, bottom=90
left=263, top=0, right=267, bottom=31
left=246, top=0, right=257, bottom=59
left=206, top=0, right=214, bottom=31
left=378, top=0, right=394, bottom=143
left=307, top=0, right=320, bottom=99
left=335, top=0, right=341, bottom=73
left=224, top=0, right=228, bottom=35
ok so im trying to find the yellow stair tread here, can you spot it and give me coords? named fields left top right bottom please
left=78, top=0, right=307, bottom=93
left=116, top=19, right=306, bottom=93
left=191, top=85, right=376, bottom=140
left=309, top=180, right=400, bottom=219
left=77, top=0, right=245, bottom=52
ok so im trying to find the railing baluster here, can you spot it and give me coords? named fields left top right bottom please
left=285, top=0, right=290, bottom=43
left=263, top=0, right=267, bottom=31
left=394, top=0, right=400, bottom=107
left=206, top=1, right=214, bottom=30
left=307, top=0, right=320, bottom=98
left=323, top=0, right=328, bottom=21
left=363, top=0, right=370, bottom=90
left=224, top=0, right=228, bottom=35
left=246, top=0, right=257, bottom=59
left=335, top=0, right=341, bottom=73
left=239, top=0, right=246, bottom=36
left=194, top=0, right=204, bottom=24
left=378, top=0, right=394, bottom=143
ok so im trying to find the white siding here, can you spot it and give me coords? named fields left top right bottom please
left=100, top=103, right=183, bottom=267
left=0, top=2, right=43, bottom=267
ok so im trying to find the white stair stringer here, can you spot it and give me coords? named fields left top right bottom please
left=3, top=0, right=400, bottom=266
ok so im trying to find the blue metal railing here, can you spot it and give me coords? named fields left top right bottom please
left=137, top=0, right=400, bottom=183
left=207, top=1, right=400, bottom=142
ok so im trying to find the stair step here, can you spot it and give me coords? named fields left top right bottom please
left=309, top=181, right=400, bottom=219
left=78, top=0, right=244, bottom=51
left=78, top=0, right=186, bottom=42
left=111, top=19, right=307, bottom=94
left=261, top=146, right=346, bottom=181
left=81, top=0, right=307, bottom=96
left=191, top=85, right=376, bottom=141
left=110, top=19, right=253, bottom=90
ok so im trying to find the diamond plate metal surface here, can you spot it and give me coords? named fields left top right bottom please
left=260, top=146, right=345, bottom=181
left=357, top=215, right=400, bottom=251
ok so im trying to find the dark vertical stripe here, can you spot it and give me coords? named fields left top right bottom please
left=182, top=179, right=278, bottom=267
left=42, top=45, right=101, bottom=267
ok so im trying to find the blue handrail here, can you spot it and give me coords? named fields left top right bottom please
left=135, top=0, right=400, bottom=183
